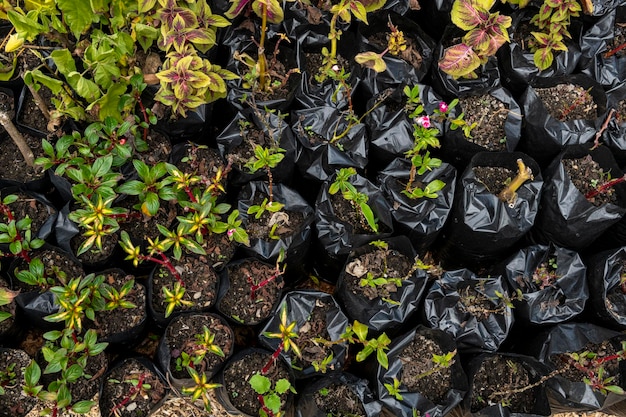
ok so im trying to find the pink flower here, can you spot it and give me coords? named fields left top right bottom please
left=439, top=101, right=448, bottom=113
left=416, top=115, right=431, bottom=128
left=227, top=229, right=234, bottom=238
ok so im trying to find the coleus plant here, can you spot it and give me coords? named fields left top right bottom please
left=438, top=0, right=513, bottom=79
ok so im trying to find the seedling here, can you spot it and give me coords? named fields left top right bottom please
left=0, top=362, right=16, bottom=396
left=532, top=256, right=559, bottom=290
left=355, top=18, right=407, bottom=73
left=561, top=341, right=626, bottom=395
left=0, top=194, right=44, bottom=263
left=107, top=371, right=153, bottom=417
left=181, top=367, right=221, bottom=412
left=247, top=250, right=286, bottom=300
left=585, top=174, right=626, bottom=201
left=174, top=325, right=225, bottom=372
left=116, top=160, right=177, bottom=217
left=0, top=287, right=17, bottom=325
left=329, top=168, right=378, bottom=233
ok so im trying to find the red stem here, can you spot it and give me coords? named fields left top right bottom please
left=605, top=42, right=626, bottom=58
left=247, top=270, right=282, bottom=300
left=257, top=394, right=275, bottom=417
left=110, top=373, right=145, bottom=416
left=585, top=175, right=626, bottom=200
left=184, top=186, right=197, bottom=203
left=261, top=341, right=284, bottom=375
left=142, top=253, right=184, bottom=286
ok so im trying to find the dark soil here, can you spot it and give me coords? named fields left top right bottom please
left=229, top=127, right=281, bottom=174
left=459, top=95, right=509, bottom=151
left=135, top=130, right=172, bottom=167
left=0, top=90, right=15, bottom=126
left=91, top=270, right=146, bottom=340
left=343, top=246, right=413, bottom=301
left=605, top=22, right=626, bottom=58
left=470, top=355, right=536, bottom=413
left=165, top=313, right=233, bottom=379
left=534, top=84, right=598, bottom=122
left=314, top=382, right=367, bottom=416
left=222, top=350, right=292, bottom=416
left=70, top=230, right=119, bottom=267
left=12, top=247, right=84, bottom=292
left=245, top=195, right=307, bottom=240
left=99, top=358, right=167, bottom=417
left=473, top=166, right=515, bottom=196
left=551, top=340, right=621, bottom=385
left=173, top=144, right=226, bottom=185
left=0, top=130, right=44, bottom=182
left=303, top=52, right=349, bottom=82
left=0, top=348, right=39, bottom=417
left=457, top=284, right=504, bottom=322
left=3, top=192, right=55, bottom=236
left=218, top=259, right=284, bottom=325
left=151, top=254, right=218, bottom=316
left=329, top=192, right=382, bottom=235
left=399, top=333, right=454, bottom=403
left=17, top=85, right=53, bottom=134
left=562, top=156, right=617, bottom=207
left=201, top=231, right=237, bottom=268
left=292, top=298, right=334, bottom=370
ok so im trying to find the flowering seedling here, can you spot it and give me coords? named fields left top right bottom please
left=329, top=168, right=379, bottom=233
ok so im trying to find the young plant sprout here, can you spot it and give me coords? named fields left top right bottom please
left=329, top=168, right=378, bottom=233
left=248, top=250, right=286, bottom=300
left=498, top=159, right=534, bottom=208
left=355, top=18, right=407, bottom=73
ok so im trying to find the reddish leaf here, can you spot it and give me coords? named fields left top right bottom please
left=225, top=0, right=251, bottom=19
left=355, top=0, right=385, bottom=12
left=438, top=43, right=481, bottom=79
left=251, top=0, right=284, bottom=24
left=451, top=0, right=489, bottom=30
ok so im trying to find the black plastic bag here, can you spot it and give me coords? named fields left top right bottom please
left=378, top=158, right=456, bottom=255
left=216, top=108, right=296, bottom=187
left=530, top=146, right=626, bottom=251
left=291, top=106, right=369, bottom=182
left=436, top=152, right=543, bottom=271
left=237, top=181, right=315, bottom=264
left=354, top=10, right=436, bottom=95
left=497, top=9, right=582, bottom=96
left=296, top=372, right=382, bottom=417
left=315, top=169, right=394, bottom=258
left=517, top=74, right=608, bottom=168
left=500, top=244, right=588, bottom=325
left=465, top=352, right=552, bottom=417
left=586, top=247, right=626, bottom=329
left=335, top=236, right=429, bottom=334
left=580, top=6, right=626, bottom=88
left=603, top=82, right=626, bottom=166
left=523, top=323, right=626, bottom=411
left=258, top=290, right=350, bottom=379
left=377, top=325, right=468, bottom=417
left=424, top=270, right=514, bottom=352
left=439, top=86, right=523, bottom=171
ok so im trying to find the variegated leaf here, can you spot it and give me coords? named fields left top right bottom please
left=225, top=0, right=251, bottom=19
left=438, top=43, right=481, bottom=79
left=356, top=0, right=385, bottom=12
left=451, top=0, right=489, bottom=30
left=251, top=0, right=284, bottom=24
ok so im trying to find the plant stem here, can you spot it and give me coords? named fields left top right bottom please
left=110, top=373, right=146, bottom=417
left=135, top=92, right=150, bottom=142
left=0, top=111, right=34, bottom=167
left=558, top=87, right=592, bottom=121
left=261, top=341, right=284, bottom=375
left=144, top=253, right=184, bottom=286
left=247, top=268, right=283, bottom=300
left=25, top=82, right=50, bottom=121
left=585, top=175, right=626, bottom=200
left=604, top=41, right=626, bottom=58
left=498, top=159, right=533, bottom=207
left=258, top=2, right=268, bottom=91
left=592, top=108, right=616, bottom=150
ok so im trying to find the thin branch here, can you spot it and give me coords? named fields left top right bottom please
left=592, top=108, right=616, bottom=150
left=0, top=111, right=34, bottom=167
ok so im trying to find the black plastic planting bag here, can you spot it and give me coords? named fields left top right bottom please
left=436, top=152, right=543, bottom=270
left=335, top=236, right=429, bottom=334
left=378, top=158, right=456, bottom=255
left=440, top=86, right=523, bottom=171
left=524, top=323, right=626, bottom=411
left=424, top=270, right=514, bottom=352
left=315, top=170, right=393, bottom=257
left=259, top=290, right=350, bottom=379
left=296, top=372, right=382, bottom=417
left=586, top=247, right=626, bottom=329
left=497, top=9, right=582, bottom=96
left=465, top=353, right=551, bottom=417
left=604, top=82, right=626, bottom=165
left=518, top=74, right=608, bottom=168
left=530, top=146, right=626, bottom=251
left=355, top=10, right=436, bottom=94
left=364, top=82, right=446, bottom=168
left=501, top=244, right=588, bottom=325
left=291, top=106, right=368, bottom=182
left=216, top=108, right=296, bottom=187
left=580, top=6, right=626, bottom=87
left=377, top=326, right=467, bottom=417
left=237, top=181, right=315, bottom=263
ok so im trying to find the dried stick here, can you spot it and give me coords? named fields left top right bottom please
left=0, top=111, right=34, bottom=167
left=591, top=108, right=616, bottom=150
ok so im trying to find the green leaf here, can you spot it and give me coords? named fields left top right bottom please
left=71, top=401, right=95, bottom=414
left=134, top=22, right=159, bottom=52
left=225, top=0, right=251, bottom=19
left=275, top=378, right=291, bottom=394
left=377, top=347, right=389, bottom=369
left=92, top=155, right=113, bottom=179
left=68, top=72, right=102, bottom=102
left=249, top=373, right=271, bottom=394
left=117, top=180, right=145, bottom=195
left=352, top=321, right=368, bottom=341
left=57, top=0, right=96, bottom=39
left=7, top=10, right=44, bottom=41
left=138, top=0, right=158, bottom=13
left=50, top=49, right=78, bottom=78
left=142, top=192, right=160, bottom=216
left=533, top=47, right=554, bottom=71
left=43, top=330, right=63, bottom=341
left=64, top=364, right=84, bottom=383
left=264, top=392, right=281, bottom=413
left=451, top=0, right=487, bottom=30
left=24, top=360, right=41, bottom=386
left=133, top=159, right=151, bottom=181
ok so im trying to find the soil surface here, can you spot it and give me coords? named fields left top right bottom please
left=605, top=22, right=626, bottom=58
left=218, top=259, right=284, bottom=325
left=4, top=192, right=55, bottom=236
left=165, top=314, right=233, bottom=380
left=535, top=84, right=598, bottom=122
left=71, top=230, right=119, bottom=268
left=470, top=355, right=536, bottom=413
left=0, top=130, right=44, bottom=182
left=562, top=156, right=617, bottom=207
left=0, top=348, right=39, bottom=417
left=551, top=340, right=622, bottom=386
left=368, top=32, right=423, bottom=70
left=244, top=194, right=306, bottom=240
left=292, top=298, right=335, bottom=370
left=314, top=382, right=367, bottom=416
left=399, top=333, right=455, bottom=403
left=457, top=284, right=505, bottom=321
left=12, top=247, right=85, bottom=292
left=459, top=94, right=509, bottom=151
left=329, top=192, right=381, bottom=235
left=473, top=166, right=515, bottom=196
left=136, top=130, right=172, bottom=167
left=17, top=85, right=53, bottom=134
